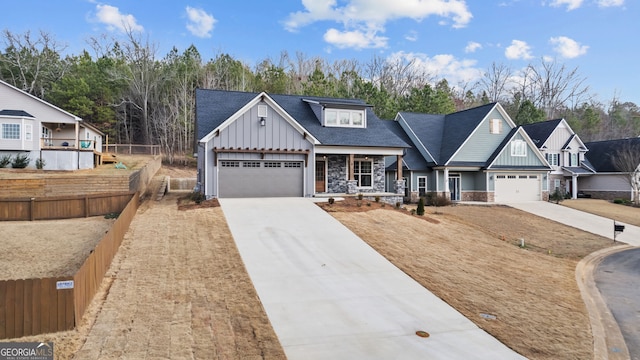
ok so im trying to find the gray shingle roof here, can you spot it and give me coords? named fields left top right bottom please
left=399, top=102, right=498, bottom=165
left=196, top=89, right=409, bottom=148
left=585, top=138, right=640, bottom=172
left=380, top=120, right=430, bottom=170
left=0, top=109, right=34, bottom=118
left=521, top=119, right=563, bottom=148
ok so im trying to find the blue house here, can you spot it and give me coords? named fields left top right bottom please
left=385, top=103, right=551, bottom=202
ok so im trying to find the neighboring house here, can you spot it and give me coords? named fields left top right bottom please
left=0, top=80, right=103, bottom=170
left=580, top=138, right=640, bottom=201
left=522, top=118, right=592, bottom=199
left=195, top=89, right=409, bottom=201
left=384, top=102, right=551, bottom=203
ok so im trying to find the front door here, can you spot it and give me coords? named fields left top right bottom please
left=315, top=160, right=326, bottom=192
left=449, top=175, right=460, bottom=201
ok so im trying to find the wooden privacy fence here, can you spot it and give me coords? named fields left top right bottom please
left=0, top=193, right=139, bottom=340
left=0, top=192, right=135, bottom=221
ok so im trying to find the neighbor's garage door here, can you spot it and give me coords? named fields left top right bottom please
left=494, top=174, right=540, bottom=202
left=218, top=160, right=304, bottom=198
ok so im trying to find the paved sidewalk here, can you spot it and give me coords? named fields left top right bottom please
left=506, top=201, right=640, bottom=246
left=220, top=198, right=525, bottom=360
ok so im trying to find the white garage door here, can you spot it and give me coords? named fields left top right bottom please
left=495, top=174, right=540, bottom=202
left=218, top=160, right=304, bottom=198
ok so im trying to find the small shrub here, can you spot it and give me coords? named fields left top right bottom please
left=189, top=191, right=206, bottom=204
left=395, top=201, right=401, bottom=209
left=104, top=212, right=120, bottom=219
left=0, top=154, right=11, bottom=168
left=374, top=195, right=380, bottom=203
left=381, top=202, right=386, bottom=207
left=410, top=209, right=416, bottom=215
left=366, top=202, right=371, bottom=207
left=613, top=198, right=624, bottom=204
left=328, top=197, right=335, bottom=205
left=35, top=158, right=45, bottom=169
left=416, top=197, right=425, bottom=216
left=549, top=189, right=564, bottom=204
left=357, top=193, right=364, bottom=200
left=11, top=153, right=30, bottom=168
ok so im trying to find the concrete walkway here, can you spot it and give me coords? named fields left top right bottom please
left=220, top=198, right=525, bottom=360
left=506, top=201, right=640, bottom=246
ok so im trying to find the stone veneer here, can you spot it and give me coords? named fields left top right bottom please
left=325, top=155, right=386, bottom=194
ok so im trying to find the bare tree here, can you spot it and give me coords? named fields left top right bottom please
left=524, top=58, right=590, bottom=119
left=479, top=62, right=513, bottom=103
left=0, top=29, right=68, bottom=97
left=612, top=138, right=640, bottom=205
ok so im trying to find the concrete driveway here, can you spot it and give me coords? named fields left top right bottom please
left=506, top=201, right=640, bottom=246
left=220, top=198, right=525, bottom=360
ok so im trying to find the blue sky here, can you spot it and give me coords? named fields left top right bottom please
left=3, top=0, right=637, bottom=106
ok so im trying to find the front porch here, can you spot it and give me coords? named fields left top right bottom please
left=314, top=152, right=405, bottom=202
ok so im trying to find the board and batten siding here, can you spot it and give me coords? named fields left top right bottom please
left=202, top=103, right=314, bottom=197
left=492, top=133, right=546, bottom=167
left=450, top=108, right=511, bottom=163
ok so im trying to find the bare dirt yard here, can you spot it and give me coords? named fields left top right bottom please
left=320, top=199, right=616, bottom=359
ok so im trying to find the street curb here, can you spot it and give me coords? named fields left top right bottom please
left=576, top=245, right=633, bottom=360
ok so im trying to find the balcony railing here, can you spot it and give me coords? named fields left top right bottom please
left=41, top=138, right=97, bottom=150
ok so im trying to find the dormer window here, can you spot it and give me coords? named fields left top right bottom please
left=324, top=108, right=366, bottom=128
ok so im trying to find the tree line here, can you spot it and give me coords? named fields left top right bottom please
left=1, top=30, right=638, bottom=162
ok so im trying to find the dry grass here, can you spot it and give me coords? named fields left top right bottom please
left=322, top=199, right=614, bottom=359
left=563, top=198, right=640, bottom=227
left=0, top=216, right=115, bottom=280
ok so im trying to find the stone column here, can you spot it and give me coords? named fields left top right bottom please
left=395, top=179, right=405, bottom=195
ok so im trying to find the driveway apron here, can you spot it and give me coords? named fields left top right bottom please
left=506, top=201, right=640, bottom=246
left=220, top=198, right=525, bottom=360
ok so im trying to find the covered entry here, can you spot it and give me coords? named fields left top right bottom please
left=218, top=160, right=304, bottom=198
left=494, top=174, right=541, bottom=202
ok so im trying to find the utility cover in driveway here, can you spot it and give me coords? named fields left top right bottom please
left=218, top=160, right=303, bottom=198
left=220, top=198, right=526, bottom=360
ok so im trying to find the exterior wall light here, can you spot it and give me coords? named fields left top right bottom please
left=260, top=117, right=266, bottom=126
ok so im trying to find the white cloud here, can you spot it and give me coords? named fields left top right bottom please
left=324, top=28, right=388, bottom=49
left=465, top=41, right=482, bottom=53
left=405, top=30, right=418, bottom=42
left=95, top=4, right=143, bottom=33
left=549, top=36, right=588, bottom=58
left=597, top=0, right=624, bottom=7
left=186, top=6, right=216, bottom=38
left=389, top=51, right=483, bottom=85
left=505, top=40, right=533, bottom=60
left=285, top=0, right=472, bottom=49
left=548, top=0, right=584, bottom=11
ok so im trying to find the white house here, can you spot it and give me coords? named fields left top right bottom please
left=0, top=80, right=103, bottom=170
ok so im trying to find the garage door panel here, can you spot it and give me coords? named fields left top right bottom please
left=219, top=160, right=303, bottom=198
left=495, top=174, right=540, bottom=202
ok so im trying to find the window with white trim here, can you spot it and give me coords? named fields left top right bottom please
left=354, top=160, right=373, bottom=187
left=546, top=153, right=559, bottom=166
left=417, top=176, right=427, bottom=197
left=324, top=109, right=366, bottom=128
left=490, top=119, right=502, bottom=134
left=570, top=153, right=578, bottom=166
left=2, top=124, right=20, bottom=139
left=511, top=140, right=527, bottom=157
left=25, top=124, right=32, bottom=141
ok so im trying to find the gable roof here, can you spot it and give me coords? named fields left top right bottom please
left=380, top=119, right=430, bottom=170
left=398, top=102, right=511, bottom=166
left=521, top=119, right=563, bottom=148
left=485, top=127, right=551, bottom=170
left=196, top=89, right=409, bottom=148
left=0, top=80, right=81, bottom=122
left=584, top=138, right=640, bottom=172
